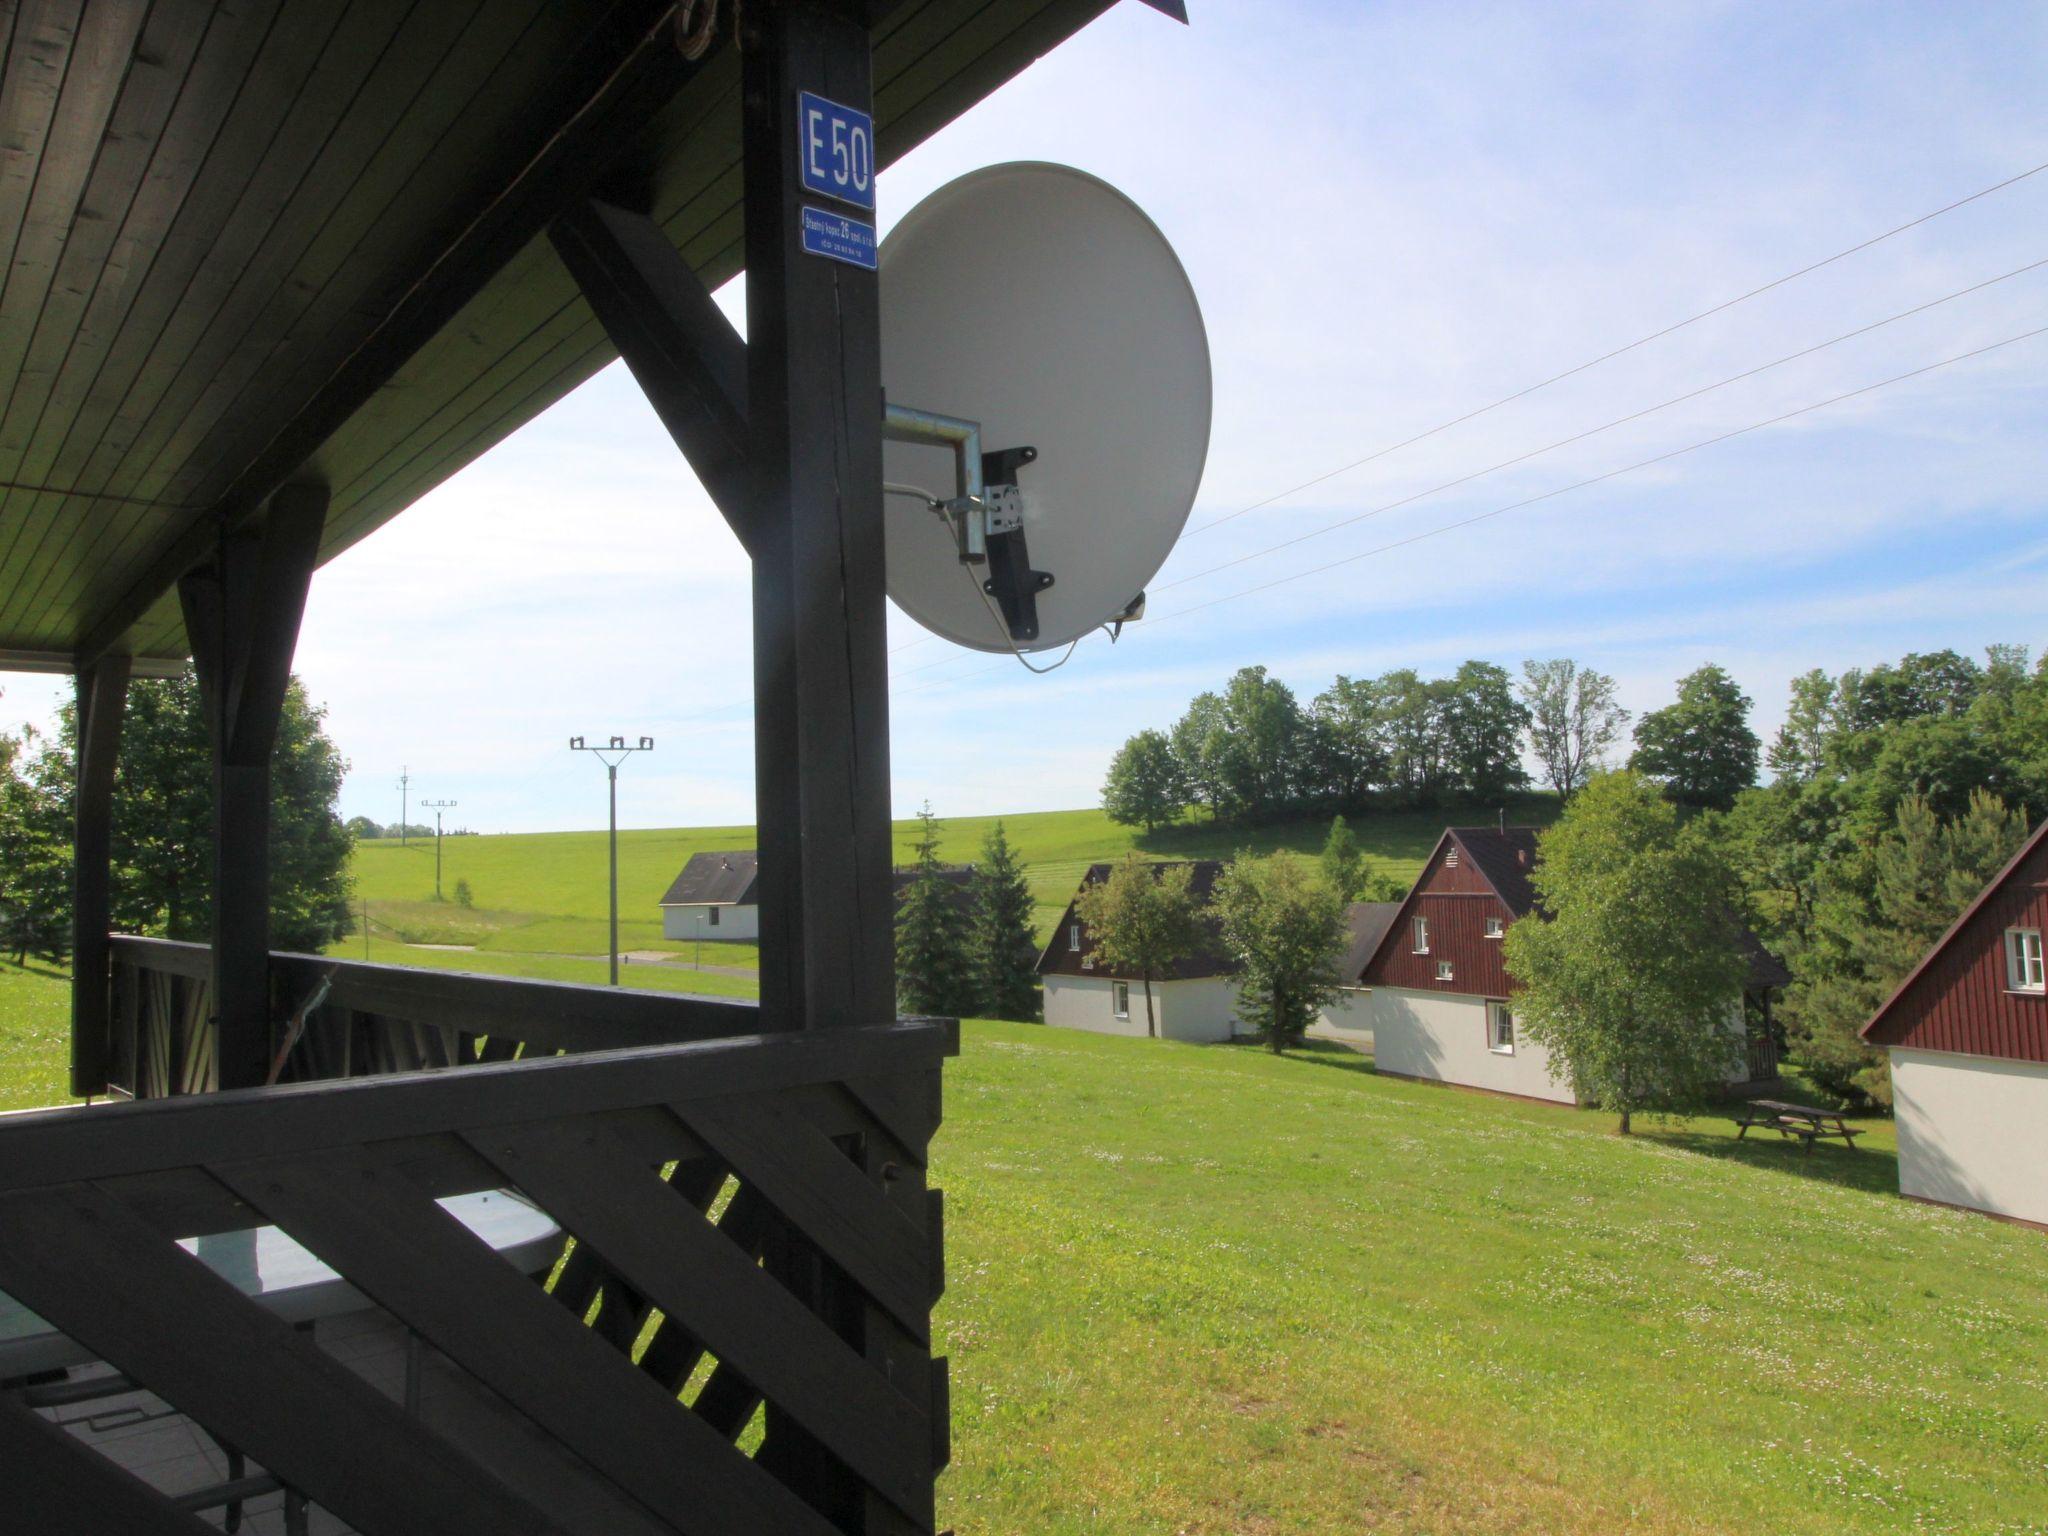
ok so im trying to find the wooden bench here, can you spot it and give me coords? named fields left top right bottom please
left=1733, top=1098, right=1864, bottom=1154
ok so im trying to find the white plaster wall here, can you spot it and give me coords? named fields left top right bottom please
left=1043, top=974, right=1238, bottom=1043
left=660, top=903, right=759, bottom=941
left=1369, top=987, right=1575, bottom=1104
left=1309, top=988, right=1373, bottom=1051
left=1891, top=1047, right=2048, bottom=1226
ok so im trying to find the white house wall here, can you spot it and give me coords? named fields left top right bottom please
left=1309, top=988, right=1373, bottom=1050
left=1043, top=974, right=1240, bottom=1043
left=1369, top=986, right=1576, bottom=1104
left=1890, top=1047, right=2048, bottom=1227
left=660, top=903, right=760, bottom=941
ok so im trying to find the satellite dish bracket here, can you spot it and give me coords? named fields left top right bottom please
left=978, top=443, right=1051, bottom=643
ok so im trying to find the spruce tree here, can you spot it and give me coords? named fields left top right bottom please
left=969, top=821, right=1040, bottom=1020
left=1319, top=815, right=1363, bottom=902
left=895, top=804, right=974, bottom=1017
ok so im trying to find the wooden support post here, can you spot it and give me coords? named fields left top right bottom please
left=68, top=653, right=130, bottom=1097
left=176, top=485, right=326, bottom=1091
left=742, top=0, right=894, bottom=1039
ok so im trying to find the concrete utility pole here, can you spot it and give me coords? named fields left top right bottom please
left=398, top=765, right=410, bottom=846
left=421, top=799, right=457, bottom=901
left=567, top=736, right=654, bottom=985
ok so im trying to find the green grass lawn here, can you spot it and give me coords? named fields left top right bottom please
left=935, top=1023, right=2045, bottom=1535
left=0, top=959, right=72, bottom=1111
left=354, top=796, right=1561, bottom=951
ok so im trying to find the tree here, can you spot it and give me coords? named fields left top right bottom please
left=0, top=727, right=70, bottom=964
left=1502, top=772, right=1749, bottom=1133
left=1372, top=668, right=1449, bottom=802
left=1102, top=729, right=1186, bottom=832
left=1074, top=854, right=1205, bottom=1038
left=895, top=804, right=975, bottom=1017
left=35, top=670, right=354, bottom=954
left=1767, top=669, right=1840, bottom=782
left=1629, top=664, right=1759, bottom=811
left=968, top=821, right=1039, bottom=1021
left=345, top=814, right=383, bottom=840
left=1440, top=660, right=1529, bottom=802
left=1518, top=659, right=1627, bottom=803
left=1214, top=851, right=1347, bottom=1053
left=1305, top=676, right=1389, bottom=808
left=1783, top=790, right=2027, bottom=1104
left=1319, top=815, right=1364, bottom=902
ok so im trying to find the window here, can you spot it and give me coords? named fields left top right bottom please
left=708, top=907, right=720, bottom=927
left=2008, top=928, right=2045, bottom=992
left=1412, top=915, right=1430, bottom=953
left=1484, top=915, right=1504, bottom=939
left=1112, top=981, right=1130, bottom=1020
left=1069, top=923, right=1082, bottom=952
left=1436, top=960, right=1454, bottom=982
left=1489, top=1002, right=1515, bottom=1054
left=1445, top=847, right=1459, bottom=868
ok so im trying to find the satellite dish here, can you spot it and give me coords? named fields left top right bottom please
left=879, top=163, right=1211, bottom=653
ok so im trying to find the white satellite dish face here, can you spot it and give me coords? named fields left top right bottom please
left=879, top=162, right=1211, bottom=653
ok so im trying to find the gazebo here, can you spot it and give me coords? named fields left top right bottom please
left=0, top=2, right=1184, bottom=1530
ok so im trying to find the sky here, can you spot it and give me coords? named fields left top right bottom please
left=7, top=0, right=2048, bottom=833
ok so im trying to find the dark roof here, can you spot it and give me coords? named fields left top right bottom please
left=658, top=852, right=758, bottom=908
left=1340, top=902, right=1403, bottom=981
left=0, top=0, right=1136, bottom=668
left=1447, top=827, right=1542, bottom=916
left=1036, top=860, right=1236, bottom=982
left=890, top=865, right=977, bottom=917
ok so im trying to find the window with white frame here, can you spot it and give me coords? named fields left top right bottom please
left=1436, top=960, right=1454, bottom=982
left=1484, top=915, right=1504, bottom=939
left=2008, top=928, right=2045, bottom=992
left=1445, top=847, right=1459, bottom=868
left=1112, top=981, right=1130, bottom=1020
left=708, top=907, right=720, bottom=927
left=1488, top=1001, right=1515, bottom=1054
left=1412, top=915, right=1430, bottom=953
left=1069, top=923, right=1082, bottom=952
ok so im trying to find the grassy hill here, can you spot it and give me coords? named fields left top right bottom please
left=3, top=963, right=2038, bottom=1531
left=350, top=795, right=1563, bottom=962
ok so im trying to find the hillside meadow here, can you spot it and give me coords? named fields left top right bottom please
left=1, top=963, right=2037, bottom=1532
left=350, top=796, right=1563, bottom=960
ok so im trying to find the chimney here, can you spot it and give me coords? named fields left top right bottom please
left=1498, top=806, right=1506, bottom=834
left=1516, top=846, right=1528, bottom=868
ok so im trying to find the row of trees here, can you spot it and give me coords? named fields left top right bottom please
left=0, top=673, right=356, bottom=965
left=894, top=810, right=1043, bottom=1022
left=1102, top=658, right=1638, bottom=830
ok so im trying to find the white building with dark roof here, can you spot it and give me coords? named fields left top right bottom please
left=657, top=851, right=760, bottom=941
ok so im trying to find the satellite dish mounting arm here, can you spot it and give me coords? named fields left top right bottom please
left=978, top=443, right=1052, bottom=644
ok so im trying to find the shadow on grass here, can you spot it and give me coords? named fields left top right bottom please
left=1222, top=1037, right=1380, bottom=1077
left=3, top=960, right=71, bottom=981
left=1641, top=1125, right=1899, bottom=1197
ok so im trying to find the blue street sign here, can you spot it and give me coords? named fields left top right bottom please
left=800, top=205, right=877, bottom=270
left=797, top=90, right=875, bottom=211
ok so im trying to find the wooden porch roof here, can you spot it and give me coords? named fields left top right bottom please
left=0, top=0, right=1130, bottom=674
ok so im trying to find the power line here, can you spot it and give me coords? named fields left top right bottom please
left=1152, top=256, right=2048, bottom=596
left=1184, top=157, right=2048, bottom=537
left=892, top=321, right=2048, bottom=697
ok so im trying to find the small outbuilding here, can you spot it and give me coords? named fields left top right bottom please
left=657, top=851, right=759, bottom=941
left=1038, top=860, right=1244, bottom=1043
left=1861, top=817, right=2048, bottom=1229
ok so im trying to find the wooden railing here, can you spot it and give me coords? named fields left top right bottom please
left=0, top=1014, right=954, bottom=1534
left=104, top=935, right=767, bottom=1098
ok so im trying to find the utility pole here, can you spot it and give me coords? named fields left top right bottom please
left=421, top=798, right=457, bottom=902
left=397, top=765, right=410, bottom=846
left=568, top=736, right=654, bottom=985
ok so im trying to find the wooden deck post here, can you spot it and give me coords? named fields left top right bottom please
left=68, top=653, right=130, bottom=1097
left=176, top=486, right=326, bottom=1091
left=742, top=0, right=895, bottom=1039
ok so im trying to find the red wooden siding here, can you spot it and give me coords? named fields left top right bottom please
left=1864, top=828, right=2048, bottom=1064
left=1362, top=836, right=1519, bottom=996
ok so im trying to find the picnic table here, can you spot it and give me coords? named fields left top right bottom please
left=1733, top=1098, right=1863, bottom=1153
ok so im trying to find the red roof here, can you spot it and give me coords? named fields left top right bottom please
left=1861, top=817, right=2048, bottom=1062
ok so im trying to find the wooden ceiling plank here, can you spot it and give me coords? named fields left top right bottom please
left=3, top=0, right=342, bottom=642
left=89, top=0, right=517, bottom=510
left=0, top=0, right=149, bottom=454
left=7, top=0, right=410, bottom=648
left=134, top=0, right=625, bottom=513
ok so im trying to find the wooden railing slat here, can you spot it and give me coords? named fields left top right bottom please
left=686, top=1095, right=932, bottom=1341
left=0, top=1021, right=954, bottom=1193
left=841, top=1067, right=941, bottom=1168
left=211, top=1144, right=842, bottom=1536
left=0, top=1185, right=566, bottom=1536
left=0, top=1392, right=220, bottom=1536
left=470, top=1113, right=930, bottom=1518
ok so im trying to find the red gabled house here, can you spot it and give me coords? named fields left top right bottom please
left=1861, top=817, right=2048, bottom=1229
